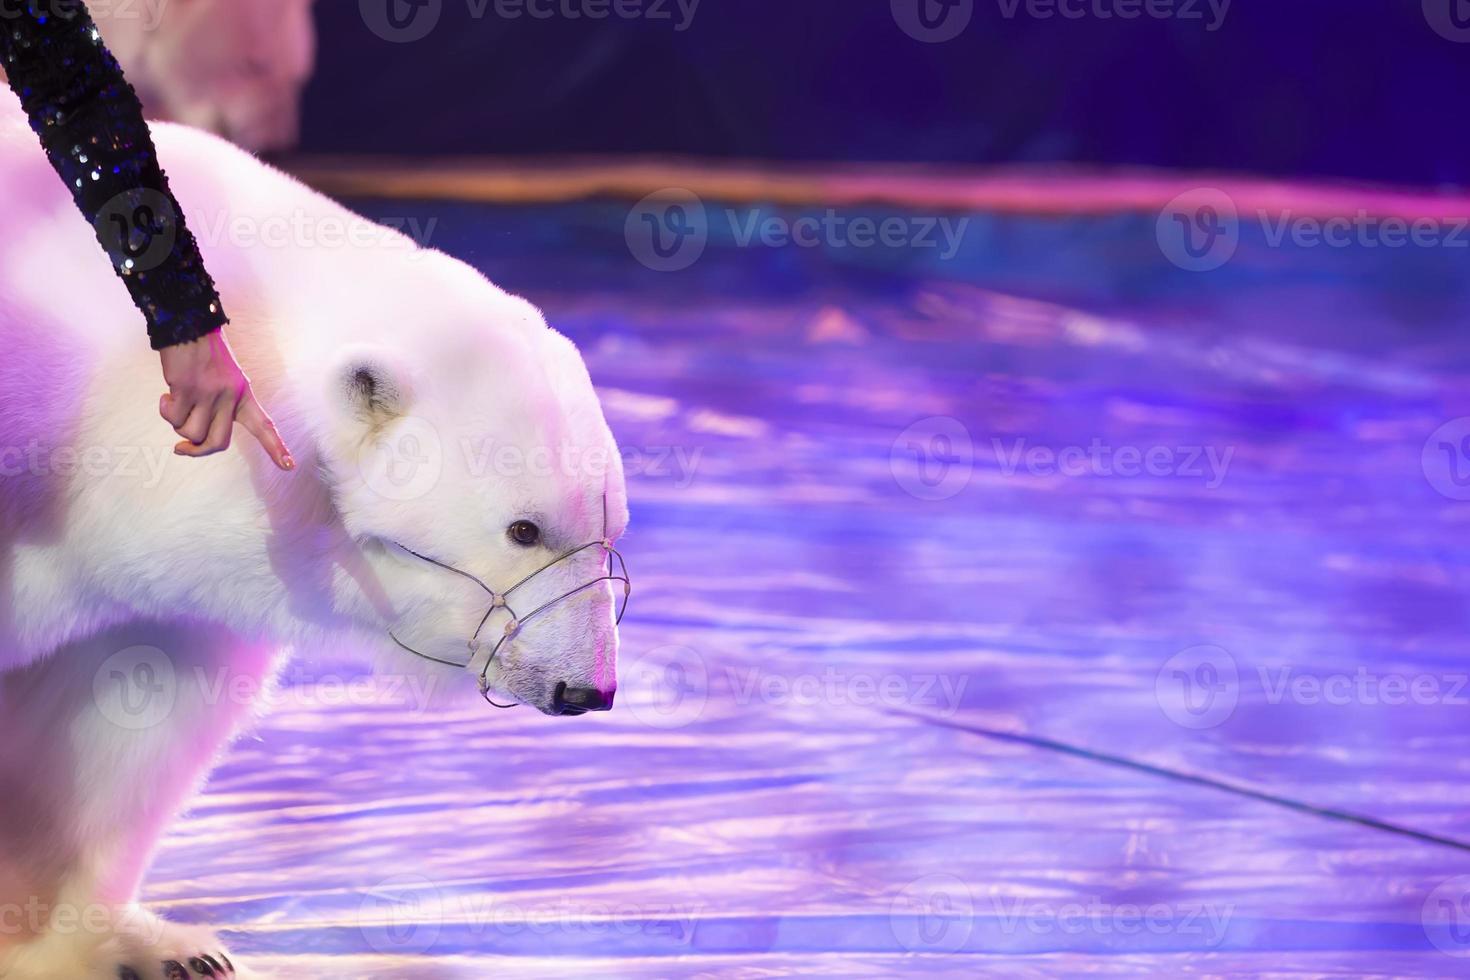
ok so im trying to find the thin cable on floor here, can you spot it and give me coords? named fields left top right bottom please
left=888, top=708, right=1470, bottom=854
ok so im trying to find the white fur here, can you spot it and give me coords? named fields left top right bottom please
left=0, top=95, right=626, bottom=978
left=95, top=0, right=318, bottom=152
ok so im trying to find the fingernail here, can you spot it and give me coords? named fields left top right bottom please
left=283, top=454, right=296, bottom=470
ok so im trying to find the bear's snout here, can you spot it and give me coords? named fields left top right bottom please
left=551, top=682, right=616, bottom=716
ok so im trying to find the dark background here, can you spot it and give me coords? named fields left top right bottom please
left=302, top=1, right=1466, bottom=189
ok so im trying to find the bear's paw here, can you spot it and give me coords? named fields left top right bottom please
left=96, top=910, right=264, bottom=980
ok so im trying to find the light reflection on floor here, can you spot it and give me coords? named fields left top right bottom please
left=143, top=194, right=1470, bottom=977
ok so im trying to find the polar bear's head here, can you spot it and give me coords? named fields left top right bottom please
left=310, top=270, right=628, bottom=716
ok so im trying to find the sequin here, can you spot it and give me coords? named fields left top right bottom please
left=0, top=4, right=228, bottom=350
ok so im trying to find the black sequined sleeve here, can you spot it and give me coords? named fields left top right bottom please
left=0, top=0, right=227, bottom=349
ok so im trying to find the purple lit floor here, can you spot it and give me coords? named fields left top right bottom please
left=143, top=194, right=1470, bottom=977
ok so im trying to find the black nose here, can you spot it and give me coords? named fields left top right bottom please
left=553, top=683, right=615, bottom=715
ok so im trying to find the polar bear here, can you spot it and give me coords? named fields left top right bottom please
left=0, top=98, right=628, bottom=977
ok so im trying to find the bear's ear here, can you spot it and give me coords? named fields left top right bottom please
left=330, top=349, right=413, bottom=429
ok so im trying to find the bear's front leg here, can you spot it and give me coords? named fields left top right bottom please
left=0, top=620, right=283, bottom=979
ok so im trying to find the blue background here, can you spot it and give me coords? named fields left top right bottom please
left=303, top=0, right=1467, bottom=188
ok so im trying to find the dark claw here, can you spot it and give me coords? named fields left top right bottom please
left=218, top=952, right=233, bottom=974
left=188, top=956, right=217, bottom=976
left=163, top=961, right=189, bottom=980
left=200, top=953, right=227, bottom=975
left=118, top=968, right=141, bottom=980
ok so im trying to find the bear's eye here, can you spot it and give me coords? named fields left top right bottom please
left=508, top=520, right=541, bottom=547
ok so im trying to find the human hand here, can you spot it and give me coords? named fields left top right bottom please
left=158, top=329, right=294, bottom=470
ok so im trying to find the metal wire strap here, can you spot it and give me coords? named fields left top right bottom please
left=386, top=501, right=630, bottom=708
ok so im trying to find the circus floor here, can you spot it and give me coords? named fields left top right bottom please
left=143, top=180, right=1470, bottom=977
